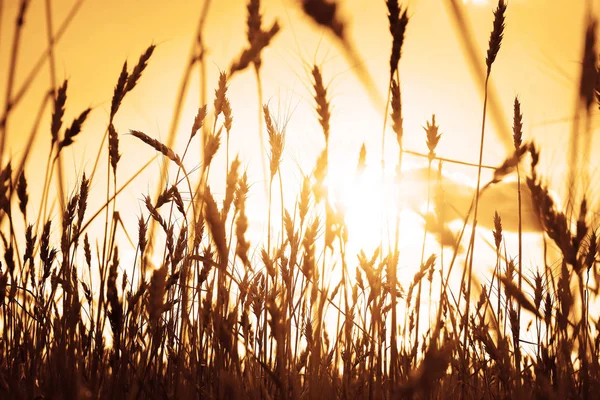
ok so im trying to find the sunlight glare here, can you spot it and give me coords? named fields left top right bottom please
left=329, top=165, right=427, bottom=259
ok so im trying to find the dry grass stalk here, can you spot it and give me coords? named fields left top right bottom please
left=264, top=105, right=284, bottom=179
left=424, top=115, right=441, bottom=162
left=247, top=0, right=262, bottom=51
left=214, top=72, right=228, bottom=120
left=312, top=65, right=331, bottom=143
left=130, top=130, right=183, bottom=168
left=485, top=0, right=506, bottom=73
left=57, top=107, right=91, bottom=152
left=51, top=80, right=68, bottom=145
left=3, top=2, right=600, bottom=398
left=464, top=0, right=507, bottom=375
left=390, top=78, right=403, bottom=147
left=125, top=45, right=155, bottom=93
left=302, top=0, right=344, bottom=40
left=499, top=275, right=542, bottom=319
left=148, top=263, right=167, bottom=332
left=229, top=22, right=280, bottom=77
left=235, top=174, right=251, bottom=268
left=110, top=62, right=128, bottom=120
left=0, top=0, right=30, bottom=165
left=16, top=172, right=27, bottom=219
left=513, top=97, right=523, bottom=149
left=108, top=124, right=121, bottom=174
left=301, top=0, right=384, bottom=110
left=223, top=156, right=240, bottom=219
left=191, top=105, right=208, bottom=139
left=203, top=186, right=227, bottom=264
left=512, top=96, right=525, bottom=380
left=204, top=127, right=222, bottom=169
left=387, top=1, right=409, bottom=78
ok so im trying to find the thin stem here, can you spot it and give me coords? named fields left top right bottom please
left=79, top=156, right=156, bottom=235
left=380, top=83, right=392, bottom=261
left=265, top=176, right=273, bottom=372
left=1, top=0, right=29, bottom=167
left=402, top=149, right=496, bottom=170
left=279, top=171, right=285, bottom=249
left=0, top=0, right=85, bottom=129
left=44, top=0, right=67, bottom=217
left=463, top=72, right=491, bottom=363
left=515, top=160, right=523, bottom=378
left=444, top=0, right=512, bottom=153
left=36, top=147, right=56, bottom=240
left=415, top=161, right=432, bottom=351
left=147, top=2, right=211, bottom=251
left=254, top=65, right=268, bottom=195
left=267, top=177, right=273, bottom=257
left=197, top=0, right=211, bottom=142
left=382, top=75, right=397, bottom=384
left=101, top=129, right=112, bottom=271
left=566, top=108, right=580, bottom=218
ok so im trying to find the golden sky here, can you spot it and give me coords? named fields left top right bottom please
left=0, top=0, right=594, bottom=270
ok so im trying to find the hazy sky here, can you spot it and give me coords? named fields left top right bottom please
left=0, top=0, right=594, bottom=268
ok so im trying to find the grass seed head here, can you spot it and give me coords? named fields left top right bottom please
left=130, top=130, right=183, bottom=168
left=223, top=97, right=233, bottom=134
left=485, top=0, right=506, bottom=72
left=493, top=211, right=502, bottom=250
left=203, top=186, right=228, bottom=264
left=204, top=127, right=222, bottom=168
left=125, top=44, right=155, bottom=93
left=389, top=5, right=409, bottom=77
left=391, top=78, right=403, bottom=146
left=424, top=114, right=441, bottom=162
left=51, top=80, right=68, bottom=145
left=580, top=19, right=597, bottom=111
left=302, top=0, right=345, bottom=40
left=230, top=21, right=280, bottom=76
left=247, top=0, right=262, bottom=45
left=224, top=156, right=241, bottom=218
left=107, top=247, right=123, bottom=343
left=16, top=171, right=27, bottom=219
left=111, top=62, right=128, bottom=119
left=138, top=216, right=147, bottom=256
left=312, top=65, right=331, bottom=143
left=387, top=0, right=400, bottom=35
left=58, top=108, right=91, bottom=151
left=500, top=274, right=542, bottom=319
left=84, top=233, right=91, bottom=267
left=214, top=72, right=228, bottom=118
left=264, top=105, right=284, bottom=178
left=191, top=105, right=208, bottom=139
left=235, top=194, right=250, bottom=268
left=24, top=224, right=34, bottom=266
left=513, top=97, right=523, bottom=150
left=585, top=230, right=597, bottom=272
left=299, top=175, right=311, bottom=224
left=148, top=263, right=168, bottom=326
left=108, top=123, right=121, bottom=174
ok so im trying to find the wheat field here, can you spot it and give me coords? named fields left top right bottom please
left=0, top=0, right=599, bottom=398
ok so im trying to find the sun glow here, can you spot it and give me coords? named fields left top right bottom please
left=328, top=165, right=432, bottom=263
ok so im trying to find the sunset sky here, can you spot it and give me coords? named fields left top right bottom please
left=0, top=0, right=594, bottom=274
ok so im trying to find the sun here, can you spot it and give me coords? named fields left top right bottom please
left=328, top=164, right=429, bottom=265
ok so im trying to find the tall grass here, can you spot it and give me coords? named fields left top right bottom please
left=0, top=1, right=599, bottom=399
